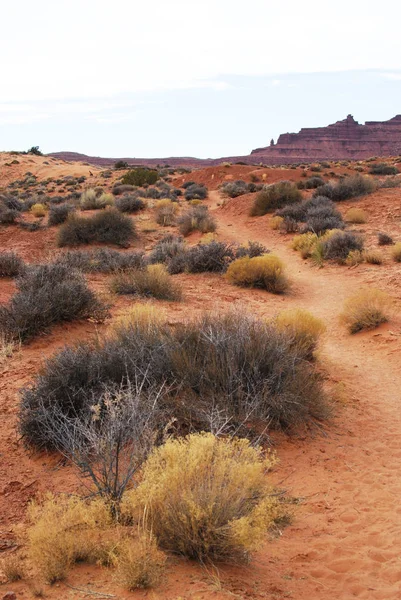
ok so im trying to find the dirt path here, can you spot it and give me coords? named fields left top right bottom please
left=206, top=190, right=401, bottom=599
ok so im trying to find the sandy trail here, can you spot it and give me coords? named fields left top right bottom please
left=205, top=190, right=401, bottom=599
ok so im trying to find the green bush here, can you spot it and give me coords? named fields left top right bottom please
left=121, top=168, right=158, bottom=187
left=250, top=181, right=302, bottom=216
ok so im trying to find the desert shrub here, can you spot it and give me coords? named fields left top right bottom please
left=80, top=189, right=114, bottom=210
left=369, top=163, right=399, bottom=176
left=112, top=184, right=136, bottom=195
left=115, top=195, right=145, bottom=213
left=168, top=240, right=236, bottom=274
left=280, top=217, right=299, bottom=233
left=115, top=534, right=166, bottom=590
left=20, top=310, right=328, bottom=452
left=291, top=232, right=319, bottom=259
left=226, top=255, right=288, bottom=294
left=177, top=205, right=216, bottom=236
left=0, top=208, right=19, bottom=224
left=182, top=180, right=196, bottom=189
left=148, top=235, right=186, bottom=265
left=341, top=289, right=391, bottom=334
left=129, top=433, right=285, bottom=562
left=155, top=198, right=178, bottom=226
left=121, top=168, right=158, bottom=187
left=378, top=176, right=401, bottom=189
left=275, top=309, right=325, bottom=360
left=0, top=263, right=107, bottom=342
left=184, top=184, right=208, bottom=200
left=276, top=202, right=308, bottom=222
left=314, top=175, right=376, bottom=201
left=345, top=208, right=367, bottom=223
left=114, top=160, right=129, bottom=170
left=58, top=210, right=136, bottom=247
left=345, top=250, right=364, bottom=266
left=235, top=241, right=269, bottom=258
left=111, top=264, right=182, bottom=301
left=250, top=181, right=302, bottom=216
left=0, top=251, right=25, bottom=277
left=48, top=203, right=76, bottom=225
left=321, top=231, right=363, bottom=263
left=270, top=215, right=284, bottom=230
left=0, top=194, right=24, bottom=211
left=363, top=250, right=383, bottom=265
left=19, top=220, right=43, bottom=232
left=31, top=203, right=47, bottom=218
left=220, top=180, right=260, bottom=198
left=298, top=176, right=324, bottom=189
left=1, top=554, right=25, bottom=582
left=27, top=494, right=112, bottom=583
left=302, top=201, right=344, bottom=234
left=392, top=242, right=401, bottom=262
left=55, top=248, right=145, bottom=273
left=377, top=232, right=394, bottom=246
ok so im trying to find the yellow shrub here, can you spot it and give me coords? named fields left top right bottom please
left=291, top=232, right=318, bottom=258
left=345, top=250, right=364, bottom=266
left=275, top=308, right=325, bottom=360
left=31, top=203, right=47, bottom=218
left=226, top=255, right=288, bottom=294
left=111, top=264, right=182, bottom=301
left=341, top=289, right=391, bottom=334
left=1, top=553, right=25, bottom=582
left=97, top=192, right=114, bottom=208
left=201, top=232, right=218, bottom=243
left=270, top=215, right=284, bottom=230
left=345, top=208, right=368, bottom=223
left=154, top=199, right=178, bottom=226
left=27, top=494, right=112, bottom=583
left=111, top=304, right=164, bottom=335
left=115, top=532, right=166, bottom=590
left=125, top=433, right=285, bottom=563
left=363, top=250, right=383, bottom=265
left=392, top=242, right=401, bottom=262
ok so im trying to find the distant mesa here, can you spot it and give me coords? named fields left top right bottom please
left=250, top=114, right=401, bottom=161
left=49, top=114, right=401, bottom=167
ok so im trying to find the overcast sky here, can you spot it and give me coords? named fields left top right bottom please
left=1, top=0, right=401, bottom=158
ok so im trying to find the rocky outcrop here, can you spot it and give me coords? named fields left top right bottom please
left=251, top=115, right=401, bottom=162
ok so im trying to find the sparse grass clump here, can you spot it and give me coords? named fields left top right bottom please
left=345, top=208, right=368, bottom=224
left=115, top=534, right=166, bottom=590
left=58, top=210, right=136, bottom=247
left=363, top=250, right=383, bottom=265
left=391, top=242, right=401, bottom=262
left=81, top=189, right=114, bottom=210
left=226, top=255, right=288, bottom=294
left=314, top=175, right=376, bottom=201
left=31, top=203, right=47, bottom=218
left=341, top=289, right=391, bottom=334
left=377, top=232, right=393, bottom=246
left=0, top=263, right=107, bottom=342
left=0, top=251, right=25, bottom=277
left=48, top=203, right=76, bottom=225
left=177, top=205, right=216, bottom=236
left=1, top=553, right=25, bottom=582
left=275, top=309, right=325, bottom=360
left=128, top=433, right=285, bottom=563
left=55, top=248, right=145, bottom=273
left=111, top=264, right=182, bottom=301
left=250, top=181, right=302, bottom=216
left=155, top=199, right=178, bottom=226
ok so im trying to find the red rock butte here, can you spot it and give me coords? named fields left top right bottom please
left=251, top=114, right=401, bottom=162
left=50, top=114, right=401, bottom=167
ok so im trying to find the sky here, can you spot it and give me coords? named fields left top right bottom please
left=1, top=0, right=401, bottom=158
